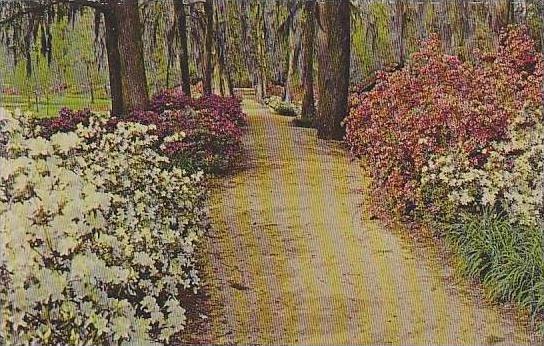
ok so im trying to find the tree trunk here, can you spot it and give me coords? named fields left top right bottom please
left=86, top=63, right=94, bottom=104
left=301, top=0, right=316, bottom=123
left=174, top=0, right=191, bottom=96
left=255, top=2, right=268, bottom=102
left=203, top=0, right=214, bottom=94
left=103, top=9, right=123, bottom=116
left=215, top=0, right=233, bottom=97
left=284, top=13, right=300, bottom=103
left=316, top=0, right=350, bottom=140
left=113, top=2, right=149, bottom=114
left=394, top=0, right=407, bottom=67
left=438, top=0, right=452, bottom=53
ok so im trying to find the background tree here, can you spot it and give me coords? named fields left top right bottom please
left=203, top=0, right=213, bottom=94
left=300, top=0, right=316, bottom=123
left=111, top=1, right=149, bottom=111
left=316, top=0, right=351, bottom=139
left=174, top=0, right=191, bottom=95
left=283, top=0, right=302, bottom=103
left=0, top=0, right=150, bottom=115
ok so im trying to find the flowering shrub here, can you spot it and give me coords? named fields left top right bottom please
left=422, top=109, right=544, bottom=316
left=192, top=94, right=247, bottom=128
left=345, top=27, right=542, bottom=218
left=110, top=108, right=244, bottom=173
left=266, top=84, right=285, bottom=98
left=0, top=108, right=10, bottom=156
left=39, top=88, right=247, bottom=174
left=35, top=107, right=93, bottom=139
left=150, top=87, right=247, bottom=128
left=421, top=108, right=544, bottom=226
left=0, top=111, right=208, bottom=344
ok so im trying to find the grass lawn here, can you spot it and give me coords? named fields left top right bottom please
left=0, top=94, right=111, bottom=118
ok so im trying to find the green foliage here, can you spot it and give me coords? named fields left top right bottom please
left=0, top=110, right=208, bottom=344
left=264, top=96, right=300, bottom=117
left=351, top=1, right=394, bottom=80
left=445, top=211, right=544, bottom=316
left=1, top=13, right=108, bottom=108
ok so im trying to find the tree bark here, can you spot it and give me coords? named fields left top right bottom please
left=394, top=0, right=407, bottom=67
left=316, top=0, right=350, bottom=139
left=203, top=0, right=214, bottom=94
left=112, top=1, right=149, bottom=114
left=255, top=2, right=268, bottom=102
left=301, top=0, right=316, bottom=123
left=284, top=7, right=300, bottom=103
left=174, top=0, right=191, bottom=96
left=103, top=9, right=123, bottom=116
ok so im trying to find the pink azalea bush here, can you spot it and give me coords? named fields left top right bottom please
left=346, top=26, right=544, bottom=318
left=345, top=27, right=543, bottom=219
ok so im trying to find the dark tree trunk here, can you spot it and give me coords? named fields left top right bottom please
left=316, top=0, right=350, bottom=140
left=301, top=0, right=316, bottom=123
left=438, top=0, right=452, bottom=53
left=255, top=2, right=268, bottom=102
left=284, top=7, right=300, bottom=103
left=174, top=0, right=191, bottom=96
left=112, top=1, right=149, bottom=114
left=103, top=9, right=124, bottom=116
left=203, top=0, right=214, bottom=94
left=215, top=0, right=233, bottom=97
left=394, top=0, right=407, bottom=67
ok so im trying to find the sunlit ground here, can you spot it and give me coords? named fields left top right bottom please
left=0, top=94, right=111, bottom=117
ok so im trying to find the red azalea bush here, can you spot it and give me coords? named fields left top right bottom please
left=345, top=26, right=542, bottom=219
left=38, top=89, right=247, bottom=173
left=150, top=88, right=247, bottom=127
left=110, top=107, right=245, bottom=173
left=37, top=107, right=93, bottom=138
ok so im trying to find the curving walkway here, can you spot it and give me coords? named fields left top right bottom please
left=199, top=99, right=536, bottom=345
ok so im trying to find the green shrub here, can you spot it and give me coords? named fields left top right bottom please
left=0, top=110, right=208, bottom=344
left=265, top=96, right=301, bottom=117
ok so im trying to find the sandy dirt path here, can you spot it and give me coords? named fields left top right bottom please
left=198, top=99, right=536, bottom=345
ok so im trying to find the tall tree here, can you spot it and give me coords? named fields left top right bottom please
left=215, top=0, right=234, bottom=96
left=393, top=0, right=407, bottom=67
left=301, top=0, right=316, bottom=123
left=0, top=0, right=150, bottom=115
left=203, top=0, right=213, bottom=94
left=316, top=0, right=351, bottom=139
left=284, top=1, right=301, bottom=103
left=174, top=0, right=191, bottom=96
left=112, top=1, right=149, bottom=112
left=103, top=10, right=123, bottom=116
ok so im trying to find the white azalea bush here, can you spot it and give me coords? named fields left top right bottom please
left=418, top=107, right=544, bottom=315
left=0, top=110, right=208, bottom=345
left=420, top=107, right=544, bottom=226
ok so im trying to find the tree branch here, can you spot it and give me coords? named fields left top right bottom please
left=0, top=0, right=107, bottom=26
